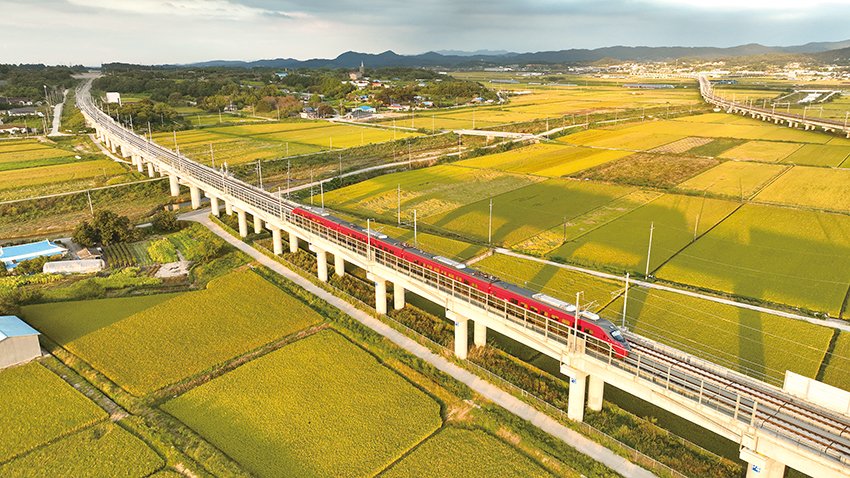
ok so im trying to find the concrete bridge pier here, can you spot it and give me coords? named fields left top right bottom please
left=334, top=254, right=345, bottom=277
left=225, top=200, right=233, bottom=216
left=568, top=370, right=588, bottom=422
left=374, top=276, right=387, bottom=314
left=189, top=185, right=201, bottom=209
left=588, top=375, right=604, bottom=412
left=134, top=158, right=144, bottom=173
left=209, top=196, right=220, bottom=217
left=168, top=174, right=180, bottom=196
left=120, top=145, right=131, bottom=159
left=288, top=230, right=299, bottom=253
left=473, top=321, right=487, bottom=347
left=393, top=283, right=405, bottom=310
left=269, top=226, right=282, bottom=255
left=147, top=162, right=155, bottom=177
left=253, top=214, right=262, bottom=234
left=109, top=139, right=117, bottom=154
left=236, top=209, right=248, bottom=237
left=312, top=246, right=328, bottom=282
left=741, top=448, right=786, bottom=478
left=447, top=311, right=468, bottom=360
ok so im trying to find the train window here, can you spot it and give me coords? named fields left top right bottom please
left=509, top=298, right=518, bottom=305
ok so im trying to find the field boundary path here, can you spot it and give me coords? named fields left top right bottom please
left=495, top=249, right=850, bottom=332
left=180, top=209, right=658, bottom=478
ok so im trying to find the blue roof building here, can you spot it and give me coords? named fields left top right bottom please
left=0, top=240, right=67, bottom=270
left=0, top=315, right=41, bottom=369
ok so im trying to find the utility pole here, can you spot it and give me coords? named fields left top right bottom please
left=414, top=210, right=418, bottom=248
left=257, top=160, right=263, bottom=189
left=397, top=184, right=401, bottom=226
left=287, top=160, right=291, bottom=197
left=488, top=199, right=493, bottom=244
left=645, top=222, right=654, bottom=277
left=210, top=143, right=215, bottom=168
left=563, top=216, right=567, bottom=242
left=367, top=219, right=371, bottom=262
left=622, top=273, right=629, bottom=327
left=310, top=168, right=314, bottom=206
left=87, top=190, right=94, bottom=216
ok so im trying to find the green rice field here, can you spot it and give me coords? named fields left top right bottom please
left=656, top=204, right=850, bottom=315
left=474, top=253, right=622, bottom=311
left=427, top=178, right=635, bottom=246
left=382, top=427, right=555, bottom=478
left=676, top=161, right=789, bottom=199
left=152, top=120, right=420, bottom=166
left=753, top=166, right=850, bottom=212
left=0, top=421, right=163, bottom=478
left=22, top=271, right=323, bottom=395
left=457, top=142, right=631, bottom=177
left=319, top=164, right=544, bottom=221
left=718, top=141, right=802, bottom=162
left=820, top=331, right=850, bottom=391
left=550, top=193, right=740, bottom=274
left=0, top=362, right=107, bottom=462
left=23, top=293, right=180, bottom=345
left=780, top=143, right=850, bottom=167
left=605, top=288, right=833, bottom=384
left=162, top=330, right=442, bottom=478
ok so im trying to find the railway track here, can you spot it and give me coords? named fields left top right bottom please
left=627, top=336, right=850, bottom=463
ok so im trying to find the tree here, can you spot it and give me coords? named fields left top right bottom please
left=72, top=221, right=98, bottom=246
left=15, top=256, right=49, bottom=275
left=151, top=209, right=179, bottom=232
left=92, top=210, right=134, bottom=244
left=316, top=104, right=335, bottom=118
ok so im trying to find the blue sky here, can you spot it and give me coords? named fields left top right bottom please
left=1, top=0, right=848, bottom=65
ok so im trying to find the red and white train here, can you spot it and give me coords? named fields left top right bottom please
left=293, top=205, right=630, bottom=357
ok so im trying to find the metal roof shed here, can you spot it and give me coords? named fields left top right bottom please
left=0, top=240, right=67, bottom=270
left=0, top=316, right=41, bottom=369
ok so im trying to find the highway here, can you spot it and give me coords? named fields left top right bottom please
left=79, top=77, right=850, bottom=476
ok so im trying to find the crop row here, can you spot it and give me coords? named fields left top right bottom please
left=103, top=243, right=138, bottom=268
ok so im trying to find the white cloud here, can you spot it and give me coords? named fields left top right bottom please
left=66, top=0, right=307, bottom=20
left=652, top=0, right=843, bottom=9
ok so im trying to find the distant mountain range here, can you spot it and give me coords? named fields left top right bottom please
left=184, top=40, right=850, bottom=69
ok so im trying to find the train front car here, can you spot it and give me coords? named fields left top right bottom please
left=574, top=310, right=631, bottom=358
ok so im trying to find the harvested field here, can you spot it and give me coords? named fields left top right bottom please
left=649, top=137, right=714, bottom=154
left=573, top=152, right=719, bottom=189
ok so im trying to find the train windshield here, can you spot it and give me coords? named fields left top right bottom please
left=608, top=326, right=625, bottom=342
